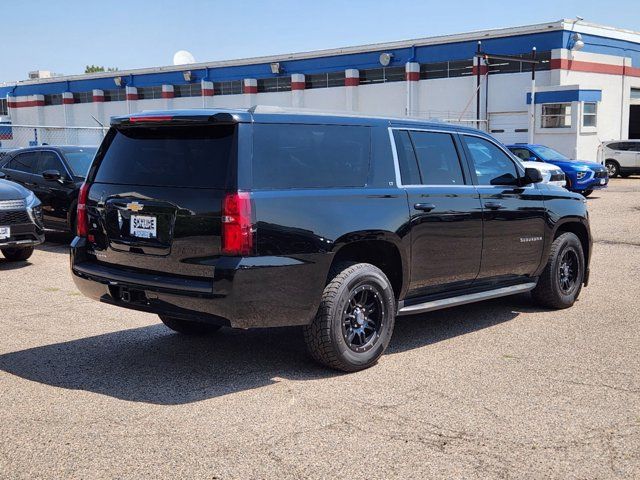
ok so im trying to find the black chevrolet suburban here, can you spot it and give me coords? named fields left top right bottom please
left=71, top=107, right=592, bottom=371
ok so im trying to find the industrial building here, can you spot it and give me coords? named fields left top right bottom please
left=1, top=18, right=640, bottom=161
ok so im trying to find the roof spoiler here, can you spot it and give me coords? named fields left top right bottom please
left=111, top=112, right=239, bottom=126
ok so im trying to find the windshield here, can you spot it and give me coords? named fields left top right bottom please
left=62, top=147, right=97, bottom=176
left=530, top=145, right=570, bottom=161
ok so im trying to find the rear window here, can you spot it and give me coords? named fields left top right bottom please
left=252, top=124, right=370, bottom=189
left=93, top=125, right=236, bottom=188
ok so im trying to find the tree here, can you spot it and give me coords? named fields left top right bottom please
left=84, top=65, right=119, bottom=73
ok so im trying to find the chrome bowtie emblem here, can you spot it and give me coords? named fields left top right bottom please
left=126, top=201, right=144, bottom=212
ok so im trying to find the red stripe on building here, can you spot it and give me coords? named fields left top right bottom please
left=7, top=100, right=45, bottom=108
left=471, top=65, right=489, bottom=75
left=405, top=71, right=420, bottom=81
left=92, top=95, right=105, bottom=102
left=126, top=93, right=138, bottom=100
left=62, top=97, right=75, bottom=105
left=161, top=91, right=174, bottom=99
left=548, top=58, right=640, bottom=76
left=291, top=81, right=306, bottom=90
left=202, top=88, right=214, bottom=96
left=345, top=77, right=359, bottom=86
left=243, top=85, right=257, bottom=94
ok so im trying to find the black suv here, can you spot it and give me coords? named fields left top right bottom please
left=0, top=146, right=96, bottom=232
left=71, top=107, right=592, bottom=371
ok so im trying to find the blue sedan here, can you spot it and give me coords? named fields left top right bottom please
left=507, top=144, right=608, bottom=197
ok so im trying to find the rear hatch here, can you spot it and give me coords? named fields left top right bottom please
left=85, top=122, right=237, bottom=279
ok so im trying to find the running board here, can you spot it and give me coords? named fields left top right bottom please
left=397, top=282, right=537, bottom=316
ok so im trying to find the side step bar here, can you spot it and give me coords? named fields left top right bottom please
left=397, top=282, right=537, bottom=316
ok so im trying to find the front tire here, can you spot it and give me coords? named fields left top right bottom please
left=303, top=262, right=396, bottom=372
left=582, top=189, right=593, bottom=197
left=1, top=246, right=34, bottom=261
left=605, top=160, right=620, bottom=178
left=159, top=315, right=223, bottom=335
left=532, top=232, right=584, bottom=309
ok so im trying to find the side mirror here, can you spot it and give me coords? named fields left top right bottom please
left=42, top=169, right=62, bottom=181
left=527, top=156, right=539, bottom=162
left=521, top=167, right=543, bottom=185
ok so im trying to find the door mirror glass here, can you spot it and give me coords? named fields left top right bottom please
left=42, top=169, right=62, bottom=181
left=521, top=167, right=543, bottom=185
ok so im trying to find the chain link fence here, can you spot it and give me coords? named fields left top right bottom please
left=0, top=124, right=108, bottom=150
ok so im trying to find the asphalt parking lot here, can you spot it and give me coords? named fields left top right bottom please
left=1, top=179, right=639, bottom=479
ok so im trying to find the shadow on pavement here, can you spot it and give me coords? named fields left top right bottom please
left=0, top=258, right=34, bottom=271
left=0, top=294, right=539, bottom=405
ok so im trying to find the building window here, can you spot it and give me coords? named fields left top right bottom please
left=137, top=86, right=163, bottom=100
left=0, top=99, right=6, bottom=115
left=213, top=80, right=243, bottom=95
left=174, top=83, right=202, bottom=97
left=582, top=102, right=597, bottom=127
left=541, top=103, right=572, bottom=128
left=104, top=89, right=125, bottom=102
left=44, top=94, right=63, bottom=106
left=359, top=67, right=405, bottom=84
left=73, top=92, right=92, bottom=103
left=257, top=77, right=291, bottom=93
left=305, top=71, right=345, bottom=89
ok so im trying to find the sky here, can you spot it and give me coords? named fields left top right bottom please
left=2, top=0, right=640, bottom=83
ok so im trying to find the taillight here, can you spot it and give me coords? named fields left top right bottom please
left=221, top=192, right=253, bottom=256
left=76, top=182, right=90, bottom=237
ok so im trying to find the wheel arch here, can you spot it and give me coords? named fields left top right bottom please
left=553, top=219, right=591, bottom=267
left=330, top=232, right=408, bottom=299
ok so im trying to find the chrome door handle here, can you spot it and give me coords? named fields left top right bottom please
left=414, top=203, right=436, bottom=212
left=484, top=202, right=504, bottom=210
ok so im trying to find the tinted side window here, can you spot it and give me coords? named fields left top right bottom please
left=8, top=152, right=39, bottom=173
left=631, top=143, right=640, bottom=152
left=410, top=131, right=465, bottom=185
left=94, top=125, right=236, bottom=188
left=393, top=130, right=420, bottom=185
left=463, top=136, right=519, bottom=186
left=38, top=152, right=65, bottom=175
left=510, top=148, right=532, bottom=160
left=252, top=124, right=370, bottom=189
left=608, top=142, right=627, bottom=151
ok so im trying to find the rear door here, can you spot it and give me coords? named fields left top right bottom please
left=461, top=134, right=546, bottom=281
left=393, top=128, right=482, bottom=298
left=2, top=151, right=39, bottom=188
left=610, top=142, right=636, bottom=168
left=86, top=123, right=238, bottom=278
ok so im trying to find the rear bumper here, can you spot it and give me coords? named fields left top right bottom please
left=70, top=237, right=329, bottom=329
left=0, top=222, right=44, bottom=249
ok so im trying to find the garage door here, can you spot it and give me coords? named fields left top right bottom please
left=489, top=112, right=529, bottom=144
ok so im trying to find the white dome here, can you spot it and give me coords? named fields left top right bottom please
left=173, top=50, right=196, bottom=66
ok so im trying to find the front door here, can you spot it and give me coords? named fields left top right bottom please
left=393, top=129, right=483, bottom=298
left=33, top=150, right=73, bottom=229
left=461, top=134, right=546, bottom=282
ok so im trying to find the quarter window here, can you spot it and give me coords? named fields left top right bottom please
left=463, top=136, right=519, bottom=186
left=252, top=124, right=370, bottom=189
left=583, top=102, right=597, bottom=127
left=541, top=103, right=572, bottom=128
left=410, top=131, right=465, bottom=185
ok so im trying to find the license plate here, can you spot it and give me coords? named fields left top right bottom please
left=0, top=226, right=9, bottom=240
left=130, top=215, right=157, bottom=239
left=600, top=179, right=606, bottom=185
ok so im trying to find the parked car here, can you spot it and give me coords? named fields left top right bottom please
left=518, top=159, right=566, bottom=187
left=599, top=140, right=640, bottom=178
left=0, top=148, right=17, bottom=161
left=507, top=144, right=608, bottom=197
left=0, top=146, right=97, bottom=232
left=0, top=172, right=45, bottom=261
left=71, top=108, right=592, bottom=372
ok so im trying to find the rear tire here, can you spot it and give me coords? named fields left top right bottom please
left=159, top=315, right=223, bottom=335
left=1, top=246, right=34, bottom=261
left=605, top=160, right=620, bottom=178
left=532, top=232, right=584, bottom=309
left=303, top=262, right=396, bottom=372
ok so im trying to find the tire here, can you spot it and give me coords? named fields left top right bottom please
left=1, top=246, right=34, bottom=261
left=303, top=262, right=396, bottom=372
left=605, top=160, right=620, bottom=178
left=582, top=189, right=593, bottom=197
left=532, top=232, right=585, bottom=309
left=159, top=315, right=223, bottom=335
